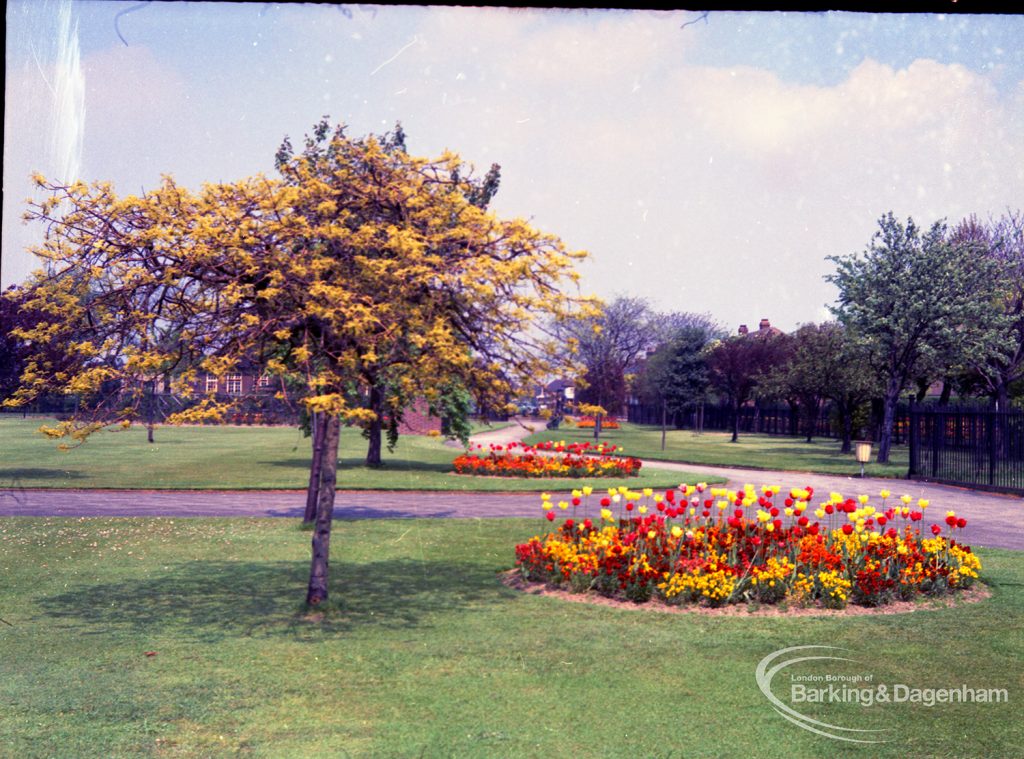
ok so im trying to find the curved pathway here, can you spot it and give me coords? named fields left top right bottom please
left=1, top=419, right=1021, bottom=550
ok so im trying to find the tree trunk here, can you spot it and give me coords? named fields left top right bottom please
left=939, top=380, right=953, bottom=406
left=804, top=402, right=818, bottom=444
left=839, top=403, right=853, bottom=454
left=306, top=414, right=341, bottom=606
left=730, top=399, right=740, bottom=443
left=661, top=401, right=667, bottom=451
left=877, top=379, right=901, bottom=464
left=304, top=411, right=326, bottom=524
left=996, top=383, right=1009, bottom=412
left=915, top=378, right=929, bottom=403
left=365, top=385, right=384, bottom=467
left=146, top=379, right=156, bottom=444
left=594, top=413, right=602, bottom=440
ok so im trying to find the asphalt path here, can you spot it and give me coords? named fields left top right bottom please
left=1, top=420, right=1022, bottom=551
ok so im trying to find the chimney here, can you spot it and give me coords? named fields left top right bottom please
left=759, top=318, right=770, bottom=331
left=738, top=324, right=748, bottom=335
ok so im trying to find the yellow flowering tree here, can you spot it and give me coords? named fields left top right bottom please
left=5, top=123, right=595, bottom=605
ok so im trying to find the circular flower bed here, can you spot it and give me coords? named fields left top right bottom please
left=453, top=441, right=641, bottom=478
left=515, top=484, right=981, bottom=610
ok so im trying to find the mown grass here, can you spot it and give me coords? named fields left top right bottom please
left=0, top=417, right=711, bottom=492
left=0, top=517, right=1019, bottom=758
left=526, top=423, right=910, bottom=478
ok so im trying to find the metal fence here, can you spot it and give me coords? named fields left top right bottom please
left=909, top=406, right=1024, bottom=494
left=626, top=401, right=910, bottom=444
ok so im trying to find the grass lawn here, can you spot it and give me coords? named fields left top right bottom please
left=0, top=417, right=713, bottom=492
left=0, top=517, right=1019, bottom=758
left=526, top=423, right=910, bottom=478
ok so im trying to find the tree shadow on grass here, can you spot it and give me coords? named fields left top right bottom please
left=263, top=506, right=460, bottom=519
left=0, top=468, right=86, bottom=482
left=36, top=557, right=514, bottom=642
left=261, top=457, right=452, bottom=474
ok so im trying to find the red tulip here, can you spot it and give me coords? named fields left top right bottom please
left=572, top=497, right=581, bottom=507
left=545, top=511, right=555, bottom=522
left=931, top=524, right=942, bottom=536
left=957, top=518, right=967, bottom=529
left=877, top=516, right=887, bottom=526
left=784, top=498, right=794, bottom=507
left=824, top=504, right=835, bottom=515
left=841, top=524, right=853, bottom=535
left=769, top=507, right=780, bottom=518
left=600, top=497, right=611, bottom=507
left=798, top=516, right=809, bottom=527
left=626, top=502, right=634, bottom=512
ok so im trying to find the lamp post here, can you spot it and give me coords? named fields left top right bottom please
left=855, top=440, right=872, bottom=478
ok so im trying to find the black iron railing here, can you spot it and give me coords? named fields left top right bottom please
left=909, top=406, right=1024, bottom=494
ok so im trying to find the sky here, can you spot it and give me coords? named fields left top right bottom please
left=4, top=3, right=1023, bottom=333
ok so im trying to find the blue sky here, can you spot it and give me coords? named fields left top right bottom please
left=4, top=3, right=1023, bottom=332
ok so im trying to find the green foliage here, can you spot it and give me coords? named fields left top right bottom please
left=635, top=323, right=718, bottom=415
left=431, top=381, right=475, bottom=446
left=826, top=212, right=1008, bottom=460
left=951, top=211, right=1024, bottom=408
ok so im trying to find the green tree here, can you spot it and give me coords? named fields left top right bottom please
left=826, top=212, right=1006, bottom=463
left=952, top=211, right=1024, bottom=410
left=6, top=125, right=593, bottom=606
left=635, top=322, right=719, bottom=449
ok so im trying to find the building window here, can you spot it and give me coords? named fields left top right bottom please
left=205, top=375, right=219, bottom=394
left=225, top=374, right=243, bottom=396
left=256, top=374, right=272, bottom=391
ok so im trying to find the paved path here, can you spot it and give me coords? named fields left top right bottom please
left=1, top=418, right=1021, bottom=551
